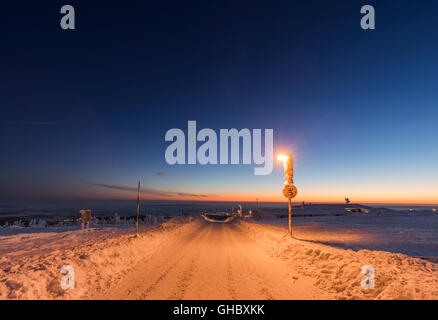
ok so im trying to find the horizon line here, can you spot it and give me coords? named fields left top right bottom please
left=1, top=197, right=437, bottom=206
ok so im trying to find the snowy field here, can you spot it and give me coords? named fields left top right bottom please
left=255, top=211, right=438, bottom=260
left=0, top=208, right=437, bottom=300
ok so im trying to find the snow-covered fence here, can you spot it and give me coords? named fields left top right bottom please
left=0, top=213, right=168, bottom=231
left=88, top=214, right=165, bottom=225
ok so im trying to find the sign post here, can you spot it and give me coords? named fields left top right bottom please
left=136, top=181, right=140, bottom=236
left=279, top=154, right=297, bottom=236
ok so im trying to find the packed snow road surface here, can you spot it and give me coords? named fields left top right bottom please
left=95, top=219, right=327, bottom=299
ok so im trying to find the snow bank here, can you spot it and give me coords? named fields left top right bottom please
left=0, top=216, right=197, bottom=299
left=236, top=220, right=438, bottom=300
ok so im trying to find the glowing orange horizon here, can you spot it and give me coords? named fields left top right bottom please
left=84, top=192, right=438, bottom=205
left=75, top=179, right=438, bottom=205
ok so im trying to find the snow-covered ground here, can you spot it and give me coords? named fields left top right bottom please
left=254, top=210, right=438, bottom=260
left=0, top=218, right=195, bottom=299
left=238, top=220, right=437, bottom=299
left=0, top=211, right=437, bottom=300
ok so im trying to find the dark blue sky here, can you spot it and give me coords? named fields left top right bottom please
left=1, top=1, right=437, bottom=203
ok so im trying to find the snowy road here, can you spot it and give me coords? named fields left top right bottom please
left=1, top=217, right=437, bottom=299
left=95, top=220, right=329, bottom=299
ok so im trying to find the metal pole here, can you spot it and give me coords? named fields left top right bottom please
left=288, top=198, right=292, bottom=236
left=136, top=181, right=140, bottom=235
left=280, top=154, right=296, bottom=237
left=284, top=158, right=292, bottom=236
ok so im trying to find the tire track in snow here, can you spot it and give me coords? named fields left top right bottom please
left=226, top=255, right=237, bottom=299
left=137, top=222, right=209, bottom=299
left=167, top=250, right=199, bottom=300
left=138, top=254, right=185, bottom=299
left=224, top=223, right=279, bottom=300
left=137, top=227, right=204, bottom=299
left=96, top=221, right=204, bottom=300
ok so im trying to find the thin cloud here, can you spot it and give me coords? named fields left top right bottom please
left=89, top=183, right=138, bottom=192
left=0, top=122, right=58, bottom=126
left=88, top=183, right=210, bottom=198
left=177, top=192, right=209, bottom=198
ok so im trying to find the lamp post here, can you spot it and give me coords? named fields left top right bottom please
left=136, top=181, right=140, bottom=236
left=278, top=154, right=298, bottom=236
